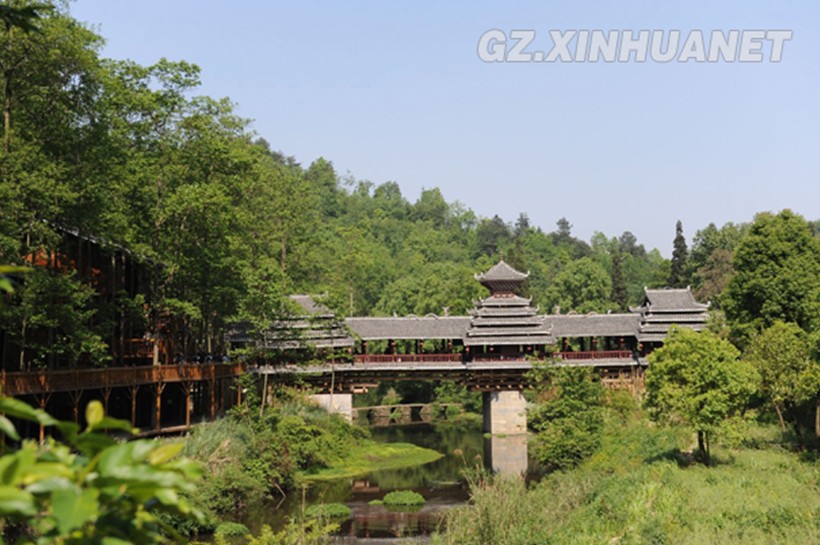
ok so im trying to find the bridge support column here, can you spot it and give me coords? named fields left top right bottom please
left=482, top=390, right=526, bottom=435
left=484, top=434, right=528, bottom=476
left=310, top=393, right=353, bottom=422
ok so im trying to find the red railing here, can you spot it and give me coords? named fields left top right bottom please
left=558, top=350, right=633, bottom=361
left=353, top=353, right=463, bottom=364
left=0, top=363, right=245, bottom=396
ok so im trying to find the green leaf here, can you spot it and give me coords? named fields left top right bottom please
left=0, top=485, right=36, bottom=516
left=147, top=443, right=183, bottom=466
left=0, top=397, right=57, bottom=426
left=0, top=415, right=19, bottom=441
left=85, top=401, right=104, bottom=429
left=89, top=416, right=135, bottom=434
left=50, top=487, right=100, bottom=533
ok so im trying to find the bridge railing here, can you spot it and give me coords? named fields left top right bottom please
left=353, top=353, right=462, bottom=364
left=558, top=350, right=634, bottom=361
left=0, top=363, right=245, bottom=396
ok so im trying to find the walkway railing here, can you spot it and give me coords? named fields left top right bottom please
left=352, top=350, right=635, bottom=365
left=353, top=353, right=462, bottom=364
left=558, top=350, right=633, bottom=360
left=0, top=363, right=245, bottom=396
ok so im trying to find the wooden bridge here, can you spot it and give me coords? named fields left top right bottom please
left=258, top=353, right=646, bottom=435
left=0, top=363, right=245, bottom=440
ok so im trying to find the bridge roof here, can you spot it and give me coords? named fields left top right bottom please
left=547, top=313, right=640, bottom=338
left=345, top=316, right=471, bottom=340
left=630, top=287, right=710, bottom=313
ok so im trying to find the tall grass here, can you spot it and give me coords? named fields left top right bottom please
left=433, top=411, right=820, bottom=545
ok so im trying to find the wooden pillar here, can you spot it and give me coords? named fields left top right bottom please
left=128, top=385, right=139, bottom=427
left=154, top=383, right=166, bottom=432
left=37, top=395, right=49, bottom=444
left=69, top=390, right=83, bottom=425
left=182, top=382, right=192, bottom=428
left=102, top=387, right=112, bottom=414
left=209, top=379, right=216, bottom=420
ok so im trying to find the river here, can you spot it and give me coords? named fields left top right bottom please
left=240, top=419, right=541, bottom=543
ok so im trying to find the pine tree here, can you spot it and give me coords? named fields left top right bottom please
left=669, top=220, right=689, bottom=288
left=610, top=247, right=628, bottom=311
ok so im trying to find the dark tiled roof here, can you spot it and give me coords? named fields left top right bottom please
left=476, top=295, right=534, bottom=307
left=547, top=314, right=640, bottom=338
left=290, top=294, right=333, bottom=316
left=630, top=287, right=709, bottom=343
left=475, top=260, right=529, bottom=293
left=345, top=316, right=471, bottom=340
left=630, top=287, right=710, bottom=313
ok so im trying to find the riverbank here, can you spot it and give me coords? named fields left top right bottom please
left=300, top=441, right=443, bottom=482
left=433, top=413, right=820, bottom=545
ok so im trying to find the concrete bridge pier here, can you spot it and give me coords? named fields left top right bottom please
left=310, top=393, right=353, bottom=422
left=484, top=434, right=529, bottom=476
left=482, top=390, right=527, bottom=435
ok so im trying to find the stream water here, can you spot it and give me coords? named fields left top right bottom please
left=240, top=420, right=542, bottom=543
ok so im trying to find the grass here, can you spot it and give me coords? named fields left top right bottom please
left=433, top=413, right=820, bottom=545
left=299, top=441, right=443, bottom=482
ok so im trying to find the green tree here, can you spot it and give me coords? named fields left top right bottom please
left=610, top=247, right=628, bottom=311
left=745, top=321, right=820, bottom=438
left=544, top=257, right=614, bottom=313
left=668, top=220, right=689, bottom=288
left=527, top=366, right=605, bottom=471
left=645, top=327, right=758, bottom=464
left=723, top=210, right=820, bottom=345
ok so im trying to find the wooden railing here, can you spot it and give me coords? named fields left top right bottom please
left=352, top=351, right=635, bottom=365
left=558, top=350, right=634, bottom=361
left=353, top=353, right=463, bottom=364
left=0, top=363, right=245, bottom=396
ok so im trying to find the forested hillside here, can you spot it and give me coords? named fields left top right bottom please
left=0, top=4, right=816, bottom=366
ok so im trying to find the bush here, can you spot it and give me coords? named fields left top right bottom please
left=383, top=490, right=426, bottom=506
left=215, top=522, right=250, bottom=536
left=305, top=503, right=352, bottom=520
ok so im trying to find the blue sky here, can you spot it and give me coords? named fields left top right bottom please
left=71, top=1, right=819, bottom=254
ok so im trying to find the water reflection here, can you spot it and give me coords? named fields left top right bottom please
left=243, top=421, right=537, bottom=543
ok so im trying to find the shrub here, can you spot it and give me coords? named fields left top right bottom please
left=215, top=522, right=250, bottom=536
left=305, top=503, right=352, bottom=520
left=383, top=490, right=426, bottom=506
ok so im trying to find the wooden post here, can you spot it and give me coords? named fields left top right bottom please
left=183, top=383, right=192, bottom=428
left=128, top=385, right=139, bottom=427
left=37, top=395, right=47, bottom=443
left=209, top=379, right=215, bottom=421
left=155, top=383, right=166, bottom=432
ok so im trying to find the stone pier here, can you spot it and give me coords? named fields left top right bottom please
left=309, top=393, right=353, bottom=422
left=482, top=390, right=527, bottom=435
left=484, top=434, right=529, bottom=476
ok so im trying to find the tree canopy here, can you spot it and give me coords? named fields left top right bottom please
left=645, top=327, right=758, bottom=463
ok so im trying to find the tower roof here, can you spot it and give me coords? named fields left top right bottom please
left=475, top=260, right=529, bottom=294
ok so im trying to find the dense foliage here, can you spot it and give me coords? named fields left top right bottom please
left=178, top=388, right=368, bottom=525
left=0, top=398, right=203, bottom=544
left=527, top=366, right=605, bottom=470
left=645, top=327, right=759, bottom=463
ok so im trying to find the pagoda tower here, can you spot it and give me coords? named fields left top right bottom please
left=464, top=260, right=552, bottom=356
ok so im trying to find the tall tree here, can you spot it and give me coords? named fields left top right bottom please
left=645, top=327, right=758, bottom=464
left=668, top=220, right=689, bottom=288
left=724, top=210, right=820, bottom=345
left=610, top=247, right=628, bottom=311
left=745, top=321, right=820, bottom=438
